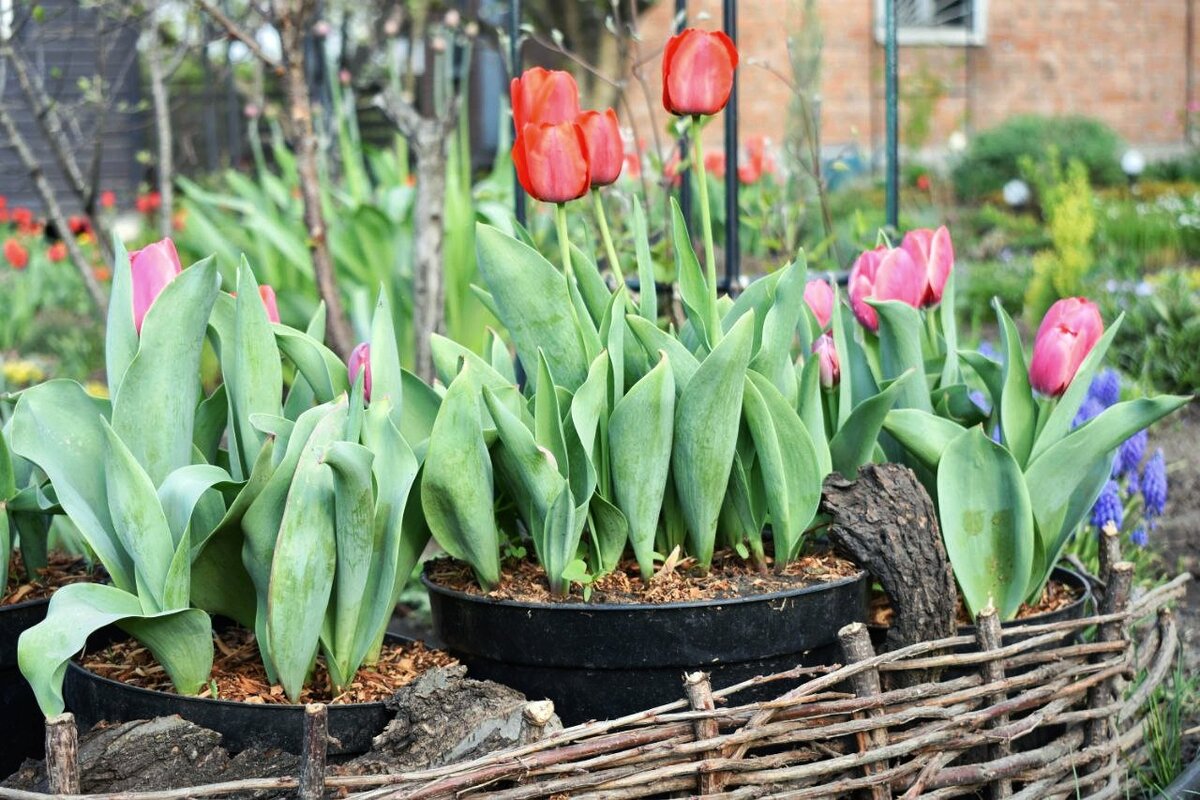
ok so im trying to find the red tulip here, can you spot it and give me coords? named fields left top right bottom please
left=812, top=334, right=840, bottom=389
left=662, top=151, right=683, bottom=187
left=47, top=241, right=68, bottom=263
left=135, top=192, right=162, bottom=215
left=804, top=279, right=834, bottom=329
left=510, top=68, right=580, bottom=131
left=738, top=135, right=776, bottom=184
left=577, top=108, right=623, bottom=187
left=100, top=190, right=116, bottom=209
left=258, top=285, right=280, bottom=323
left=129, top=238, right=182, bottom=333
left=901, top=226, right=955, bottom=306
left=662, top=28, right=739, bottom=116
left=4, top=239, right=29, bottom=270
left=1028, top=298, right=1104, bottom=397
left=512, top=121, right=591, bottom=204
left=703, top=149, right=726, bottom=179
left=623, top=147, right=642, bottom=180
left=12, top=207, right=34, bottom=232
left=68, top=215, right=91, bottom=236
left=848, top=246, right=925, bottom=332
left=348, top=342, right=372, bottom=402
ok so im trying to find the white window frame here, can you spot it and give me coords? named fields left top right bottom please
left=873, top=0, right=989, bottom=47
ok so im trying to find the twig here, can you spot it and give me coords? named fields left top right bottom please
left=192, top=0, right=284, bottom=75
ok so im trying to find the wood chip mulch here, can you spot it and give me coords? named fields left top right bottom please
left=2, top=551, right=101, bottom=606
left=426, top=547, right=863, bottom=605
left=81, top=627, right=458, bottom=705
left=867, top=578, right=1083, bottom=628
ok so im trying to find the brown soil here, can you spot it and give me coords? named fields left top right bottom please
left=2, top=551, right=101, bottom=606
left=867, top=577, right=1082, bottom=629
left=81, top=626, right=458, bottom=705
left=426, top=547, right=862, bottom=605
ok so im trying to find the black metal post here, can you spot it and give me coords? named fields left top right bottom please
left=675, top=0, right=691, bottom=229
left=884, top=0, right=899, bottom=231
left=510, top=0, right=526, bottom=227
left=723, top=0, right=739, bottom=292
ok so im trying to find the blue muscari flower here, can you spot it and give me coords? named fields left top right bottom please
left=1090, top=480, right=1124, bottom=530
left=1142, top=449, right=1168, bottom=519
left=978, top=340, right=999, bottom=361
left=969, top=389, right=991, bottom=414
left=1113, top=428, right=1148, bottom=479
left=990, top=424, right=1002, bottom=444
left=1073, top=397, right=1105, bottom=429
left=1088, top=368, right=1121, bottom=408
left=1130, top=527, right=1149, bottom=548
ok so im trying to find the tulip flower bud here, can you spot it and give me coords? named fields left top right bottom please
left=577, top=109, right=623, bottom=187
left=512, top=121, right=591, bottom=204
left=804, top=279, right=834, bottom=329
left=258, top=285, right=281, bottom=324
left=848, top=246, right=925, bottom=332
left=812, top=334, right=840, bottom=389
left=662, top=28, right=739, bottom=116
left=1028, top=297, right=1103, bottom=397
left=510, top=68, right=581, bottom=132
left=4, top=238, right=29, bottom=270
left=129, top=238, right=182, bottom=333
left=348, top=342, right=372, bottom=402
left=901, top=225, right=955, bottom=306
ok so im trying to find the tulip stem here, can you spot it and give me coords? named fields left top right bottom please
left=591, top=189, right=625, bottom=288
left=691, top=117, right=721, bottom=341
left=556, top=202, right=589, bottom=342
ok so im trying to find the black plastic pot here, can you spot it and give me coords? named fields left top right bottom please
left=957, top=567, right=1095, bottom=642
left=423, top=565, right=871, bottom=725
left=64, top=632, right=413, bottom=756
left=1, top=597, right=49, bottom=777
left=1162, top=751, right=1200, bottom=798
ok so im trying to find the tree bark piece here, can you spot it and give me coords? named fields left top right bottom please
left=44, top=714, right=79, bottom=794
left=820, top=464, right=957, bottom=657
left=299, top=704, right=328, bottom=800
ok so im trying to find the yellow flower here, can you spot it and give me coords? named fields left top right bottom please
left=1, top=360, right=45, bottom=386
left=84, top=381, right=109, bottom=399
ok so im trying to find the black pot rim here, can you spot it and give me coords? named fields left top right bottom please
left=421, top=563, right=869, bottom=613
left=0, top=596, right=51, bottom=614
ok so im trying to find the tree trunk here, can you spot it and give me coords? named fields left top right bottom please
left=411, top=130, right=448, bottom=383
left=277, top=1, right=355, bottom=359
left=146, top=15, right=174, bottom=241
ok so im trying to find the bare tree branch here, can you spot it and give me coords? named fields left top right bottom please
left=193, top=0, right=285, bottom=76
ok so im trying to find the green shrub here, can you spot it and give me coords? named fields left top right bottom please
left=1143, top=150, right=1200, bottom=183
left=1020, top=154, right=1097, bottom=322
left=1099, top=269, right=1200, bottom=395
left=953, top=115, right=1123, bottom=202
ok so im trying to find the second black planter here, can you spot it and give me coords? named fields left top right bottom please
left=0, top=597, right=49, bottom=777
left=424, top=565, right=870, bottom=724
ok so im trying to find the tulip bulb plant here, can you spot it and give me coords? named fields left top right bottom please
left=15, top=237, right=437, bottom=714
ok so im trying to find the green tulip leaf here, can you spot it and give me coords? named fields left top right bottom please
left=751, top=258, right=807, bottom=406
left=828, top=369, right=916, bottom=478
left=671, top=198, right=717, bottom=350
left=994, top=301, right=1037, bottom=468
left=796, top=357, right=832, bottom=475
left=225, top=260, right=284, bottom=481
left=626, top=315, right=700, bottom=394
left=105, top=237, right=137, bottom=397
left=872, top=300, right=932, bottom=413
left=881, top=408, right=967, bottom=473
left=632, top=198, right=657, bottom=323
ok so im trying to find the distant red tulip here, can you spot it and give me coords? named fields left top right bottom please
left=915, top=174, right=932, bottom=191
left=348, top=342, right=372, bottom=402
left=577, top=108, right=623, bottom=187
left=703, top=149, right=726, bottom=179
left=68, top=215, right=90, bottom=236
left=812, top=333, right=840, bottom=389
left=12, top=207, right=34, bottom=232
left=129, top=238, right=182, bottom=333
left=258, top=285, right=280, bottom=324
left=901, top=226, right=955, bottom=306
left=662, top=151, right=683, bottom=187
left=848, top=246, right=925, bottom=332
left=1028, top=298, right=1103, bottom=397
left=47, top=241, right=68, bottom=263
left=4, top=239, right=29, bottom=270
left=662, top=28, right=739, bottom=116
left=512, top=121, right=591, bottom=204
left=100, top=190, right=116, bottom=209
left=135, top=192, right=162, bottom=215
left=738, top=136, right=776, bottom=184
left=804, top=279, right=834, bottom=329
left=510, top=68, right=580, bottom=132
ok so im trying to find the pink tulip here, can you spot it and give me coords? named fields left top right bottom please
left=804, top=279, right=834, bottom=329
left=812, top=334, right=840, bottom=389
left=847, top=246, right=925, bottom=333
left=258, top=285, right=280, bottom=324
left=1028, top=298, right=1104, bottom=397
left=901, top=226, right=955, bottom=306
left=348, top=342, right=372, bottom=402
left=129, top=238, right=182, bottom=333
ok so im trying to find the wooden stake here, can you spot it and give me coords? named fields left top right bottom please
left=1087, top=562, right=1134, bottom=753
left=44, top=713, right=79, bottom=794
left=521, top=701, right=556, bottom=745
left=838, top=622, right=893, bottom=800
left=1098, top=522, right=1121, bottom=589
left=683, top=672, right=723, bottom=795
left=974, top=605, right=1012, bottom=799
left=299, top=703, right=328, bottom=800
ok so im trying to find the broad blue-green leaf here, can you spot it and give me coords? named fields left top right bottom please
left=105, top=237, right=137, bottom=397
left=959, top=350, right=1003, bottom=416
left=399, top=368, right=443, bottom=449
left=588, top=494, right=629, bottom=576
left=828, top=369, right=916, bottom=478
left=282, top=303, right=327, bottom=420
left=796, top=357, right=832, bottom=475
left=830, top=287, right=870, bottom=428
left=751, top=259, right=806, bottom=405
left=599, top=288, right=627, bottom=403
left=475, top=223, right=588, bottom=391
left=872, top=300, right=932, bottom=414
left=1028, top=315, right=1125, bottom=462
left=569, top=241, right=612, bottom=327
left=275, top=326, right=349, bottom=403
left=671, top=198, right=717, bottom=349
left=632, top=198, right=657, bottom=322
left=743, top=371, right=821, bottom=561
left=1027, top=454, right=1112, bottom=606
left=937, top=428, right=1034, bottom=620
left=157, top=464, right=236, bottom=549
left=421, top=366, right=501, bottom=589
left=722, top=269, right=783, bottom=346
left=571, top=351, right=610, bottom=463
left=19, top=583, right=212, bottom=716
left=112, top=258, right=219, bottom=486
left=487, top=328, right=517, bottom=385
left=994, top=301, right=1037, bottom=467
left=225, top=260, right=283, bottom=480
left=369, top=290, right=405, bottom=429
left=672, top=313, right=754, bottom=569
left=881, top=408, right=967, bottom=473
left=541, top=485, right=578, bottom=595
left=10, top=381, right=131, bottom=591
left=194, top=385, right=228, bottom=464
left=609, top=355, right=675, bottom=580
left=626, top=315, right=700, bottom=393
left=939, top=271, right=959, bottom=387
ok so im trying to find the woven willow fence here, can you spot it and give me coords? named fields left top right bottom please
left=7, top=560, right=1188, bottom=800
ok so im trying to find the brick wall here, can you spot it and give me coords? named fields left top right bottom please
left=625, top=0, right=1200, bottom=159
